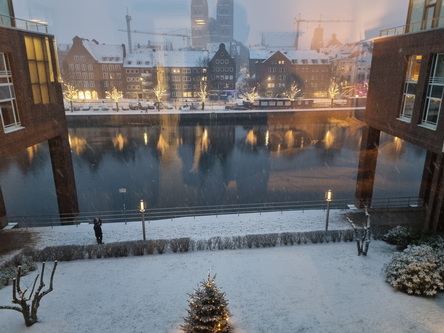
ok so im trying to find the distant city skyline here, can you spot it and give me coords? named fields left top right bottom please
left=12, top=0, right=408, bottom=49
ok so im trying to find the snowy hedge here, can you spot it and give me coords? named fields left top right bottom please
left=0, top=247, right=37, bottom=286
left=385, top=244, right=444, bottom=296
left=0, top=229, right=355, bottom=287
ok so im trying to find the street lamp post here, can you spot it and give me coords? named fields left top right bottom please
left=325, top=189, right=332, bottom=231
left=119, top=188, right=126, bottom=223
left=139, top=199, right=146, bottom=241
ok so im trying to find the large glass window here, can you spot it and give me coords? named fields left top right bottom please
left=0, top=53, right=20, bottom=132
left=422, top=53, right=444, bottom=128
left=0, top=0, right=13, bottom=27
left=400, top=55, right=422, bottom=120
left=24, top=36, right=57, bottom=104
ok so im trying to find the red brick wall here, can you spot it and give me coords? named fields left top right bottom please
left=366, top=29, right=444, bottom=154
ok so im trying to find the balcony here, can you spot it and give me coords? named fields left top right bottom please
left=380, top=16, right=444, bottom=37
left=0, top=14, right=48, bottom=33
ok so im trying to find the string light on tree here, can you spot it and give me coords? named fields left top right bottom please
left=181, top=271, right=232, bottom=333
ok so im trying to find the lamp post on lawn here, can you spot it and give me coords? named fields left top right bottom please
left=325, top=189, right=332, bottom=231
left=139, top=199, right=146, bottom=241
left=119, top=188, right=126, bottom=223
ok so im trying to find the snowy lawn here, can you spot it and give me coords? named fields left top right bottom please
left=1, top=210, right=444, bottom=332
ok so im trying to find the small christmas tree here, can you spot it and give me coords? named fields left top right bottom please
left=181, top=271, right=232, bottom=333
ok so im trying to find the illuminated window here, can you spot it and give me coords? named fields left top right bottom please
left=400, top=55, right=422, bottom=120
left=24, top=36, right=58, bottom=104
left=422, top=53, right=444, bottom=128
left=0, top=53, right=21, bottom=132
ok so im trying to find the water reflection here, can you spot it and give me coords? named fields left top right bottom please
left=0, top=111, right=426, bottom=216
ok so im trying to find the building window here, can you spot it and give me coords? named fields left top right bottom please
left=422, top=54, right=444, bottom=128
left=0, top=53, right=20, bottom=132
left=400, top=55, right=422, bottom=120
left=24, top=36, right=57, bottom=104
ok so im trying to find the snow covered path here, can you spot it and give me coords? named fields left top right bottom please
left=29, top=209, right=351, bottom=249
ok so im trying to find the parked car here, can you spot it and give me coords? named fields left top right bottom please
left=82, top=104, right=90, bottom=110
left=101, top=103, right=109, bottom=111
left=64, top=102, right=70, bottom=111
left=147, top=103, right=155, bottom=109
left=129, top=101, right=139, bottom=110
left=139, top=102, right=148, bottom=110
left=121, top=103, right=130, bottom=111
left=73, top=104, right=81, bottom=111
left=164, top=103, right=174, bottom=109
left=92, top=104, right=100, bottom=111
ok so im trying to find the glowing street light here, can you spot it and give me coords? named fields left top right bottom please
left=325, top=189, right=332, bottom=231
left=139, top=199, right=146, bottom=241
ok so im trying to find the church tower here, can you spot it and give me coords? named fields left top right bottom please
left=191, top=0, right=210, bottom=49
left=216, top=0, right=234, bottom=44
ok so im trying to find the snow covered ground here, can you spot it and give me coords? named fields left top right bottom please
left=1, top=209, right=443, bottom=333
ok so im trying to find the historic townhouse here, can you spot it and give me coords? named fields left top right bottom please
left=208, top=43, right=236, bottom=100
left=356, top=0, right=444, bottom=231
left=250, top=49, right=331, bottom=98
left=0, top=0, right=78, bottom=226
left=61, top=36, right=125, bottom=99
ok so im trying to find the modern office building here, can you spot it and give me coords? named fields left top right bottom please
left=0, top=0, right=78, bottom=227
left=356, top=0, right=444, bottom=231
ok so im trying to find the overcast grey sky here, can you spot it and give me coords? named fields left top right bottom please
left=12, top=0, right=408, bottom=49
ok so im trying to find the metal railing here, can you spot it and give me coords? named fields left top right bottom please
left=380, top=16, right=444, bottom=37
left=4, top=196, right=423, bottom=228
left=0, top=14, right=48, bottom=33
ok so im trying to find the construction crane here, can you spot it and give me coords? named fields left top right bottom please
left=118, top=29, right=192, bottom=49
left=293, top=15, right=354, bottom=50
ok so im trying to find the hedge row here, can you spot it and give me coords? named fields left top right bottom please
left=0, top=229, right=354, bottom=287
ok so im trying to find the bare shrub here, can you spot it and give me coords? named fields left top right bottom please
left=0, top=262, right=57, bottom=327
left=155, top=240, right=168, bottom=254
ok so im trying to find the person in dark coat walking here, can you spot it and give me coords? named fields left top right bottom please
left=93, top=217, right=103, bottom=244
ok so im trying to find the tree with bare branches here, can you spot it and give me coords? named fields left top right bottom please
left=286, top=82, right=301, bottom=100
left=243, top=87, right=260, bottom=104
left=63, top=83, right=78, bottom=112
left=0, top=261, right=58, bottom=327
left=347, top=208, right=371, bottom=256
left=328, top=78, right=340, bottom=107
left=106, top=87, right=123, bottom=111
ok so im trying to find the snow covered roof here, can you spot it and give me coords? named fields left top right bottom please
left=250, top=49, right=330, bottom=63
left=123, top=49, right=214, bottom=68
left=81, top=39, right=124, bottom=63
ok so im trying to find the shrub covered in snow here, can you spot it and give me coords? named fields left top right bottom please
left=382, top=226, right=441, bottom=251
left=0, top=248, right=37, bottom=286
left=384, top=244, right=444, bottom=296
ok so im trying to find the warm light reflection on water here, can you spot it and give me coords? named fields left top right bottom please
left=284, top=130, right=294, bottom=148
left=324, top=130, right=335, bottom=149
left=112, top=133, right=126, bottom=151
left=68, top=135, right=87, bottom=155
left=26, top=145, right=38, bottom=161
left=157, top=133, right=169, bottom=153
left=245, top=129, right=257, bottom=146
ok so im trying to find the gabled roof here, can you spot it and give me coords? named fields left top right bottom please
left=83, top=40, right=124, bottom=63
